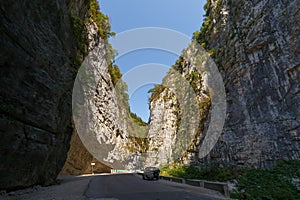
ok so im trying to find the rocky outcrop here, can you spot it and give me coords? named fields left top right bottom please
left=146, top=87, right=179, bottom=166
left=148, top=0, right=299, bottom=168
left=0, top=0, right=112, bottom=190
left=146, top=57, right=212, bottom=167
left=198, top=0, right=300, bottom=168
left=1, top=0, right=298, bottom=191
left=60, top=132, right=111, bottom=175
left=60, top=9, right=113, bottom=175
left=71, top=41, right=149, bottom=170
left=0, top=0, right=78, bottom=190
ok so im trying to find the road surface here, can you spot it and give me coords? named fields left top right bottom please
left=85, top=174, right=227, bottom=200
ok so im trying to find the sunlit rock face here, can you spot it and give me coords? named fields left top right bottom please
left=72, top=40, right=149, bottom=171
left=60, top=16, right=113, bottom=176
left=195, top=0, right=300, bottom=168
left=147, top=0, right=299, bottom=169
left=146, top=88, right=179, bottom=167
left=146, top=47, right=212, bottom=167
left=2, top=0, right=299, bottom=192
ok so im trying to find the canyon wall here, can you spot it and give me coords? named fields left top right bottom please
left=148, top=0, right=300, bottom=168
left=0, top=0, right=112, bottom=190
left=1, top=0, right=299, bottom=191
left=199, top=0, right=300, bottom=168
left=146, top=55, right=212, bottom=167
left=0, top=0, right=77, bottom=190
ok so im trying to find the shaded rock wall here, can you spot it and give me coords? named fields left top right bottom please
left=196, top=0, right=300, bottom=167
left=0, top=0, right=77, bottom=190
left=60, top=132, right=111, bottom=175
left=0, top=0, right=112, bottom=190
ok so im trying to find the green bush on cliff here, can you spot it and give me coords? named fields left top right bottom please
left=192, top=0, right=213, bottom=48
left=70, top=16, right=88, bottom=56
left=88, top=0, right=115, bottom=40
left=108, top=64, right=122, bottom=86
left=148, top=84, right=166, bottom=102
left=69, top=0, right=115, bottom=62
left=193, top=0, right=222, bottom=49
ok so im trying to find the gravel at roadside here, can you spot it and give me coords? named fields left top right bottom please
left=0, top=175, right=95, bottom=200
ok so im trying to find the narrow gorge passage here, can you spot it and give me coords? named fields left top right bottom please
left=0, top=0, right=299, bottom=198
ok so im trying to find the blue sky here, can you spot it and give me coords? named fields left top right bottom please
left=98, top=0, right=205, bottom=122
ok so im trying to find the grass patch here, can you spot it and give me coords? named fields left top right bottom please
left=160, top=165, right=242, bottom=181
left=160, top=160, right=300, bottom=199
left=231, top=168, right=299, bottom=200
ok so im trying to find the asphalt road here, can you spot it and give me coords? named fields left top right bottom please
left=85, top=174, right=227, bottom=200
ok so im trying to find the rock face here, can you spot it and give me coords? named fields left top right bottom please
left=146, top=88, right=179, bottom=166
left=60, top=132, right=111, bottom=175
left=198, top=0, right=300, bottom=168
left=146, top=57, right=212, bottom=167
left=148, top=0, right=300, bottom=168
left=60, top=12, right=113, bottom=175
left=0, top=0, right=77, bottom=190
left=1, top=0, right=298, bottom=191
left=0, top=0, right=112, bottom=190
left=71, top=41, right=149, bottom=170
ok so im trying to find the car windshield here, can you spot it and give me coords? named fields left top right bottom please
left=145, top=167, right=158, bottom=171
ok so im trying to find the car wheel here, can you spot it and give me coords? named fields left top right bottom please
left=142, top=175, right=145, bottom=180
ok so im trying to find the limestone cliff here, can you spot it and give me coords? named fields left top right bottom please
left=146, top=54, right=212, bottom=167
left=197, top=0, right=300, bottom=168
left=60, top=3, right=113, bottom=175
left=0, top=0, right=112, bottom=190
left=148, top=0, right=300, bottom=168
left=0, top=0, right=76, bottom=190
left=60, top=131, right=111, bottom=175
left=146, top=87, right=179, bottom=166
left=1, top=0, right=299, bottom=192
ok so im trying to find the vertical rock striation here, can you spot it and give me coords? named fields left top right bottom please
left=147, top=0, right=299, bottom=168
left=193, top=0, right=300, bottom=167
left=0, top=0, right=112, bottom=190
left=147, top=55, right=211, bottom=167
left=60, top=6, right=113, bottom=175
left=0, top=0, right=77, bottom=190
left=146, top=88, right=179, bottom=166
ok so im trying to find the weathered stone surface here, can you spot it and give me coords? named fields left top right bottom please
left=60, top=131, right=111, bottom=175
left=147, top=0, right=299, bottom=169
left=0, top=0, right=112, bottom=190
left=146, top=88, right=179, bottom=166
left=2, top=0, right=298, bottom=191
left=60, top=11, right=113, bottom=176
left=0, top=0, right=78, bottom=190
left=146, top=56, right=212, bottom=167
left=71, top=40, right=147, bottom=170
left=196, top=0, right=300, bottom=167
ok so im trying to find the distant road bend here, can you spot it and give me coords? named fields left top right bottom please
left=85, top=173, right=227, bottom=200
